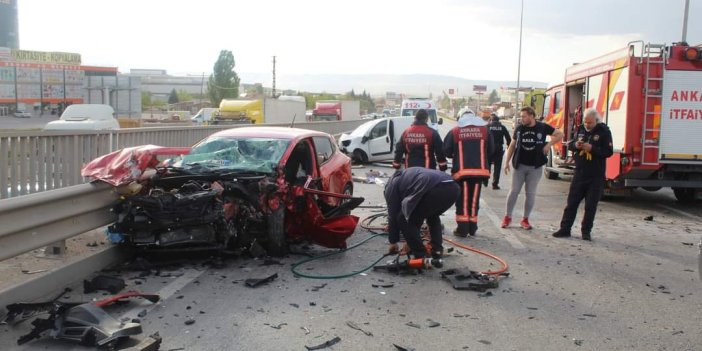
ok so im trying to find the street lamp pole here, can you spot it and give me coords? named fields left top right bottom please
left=516, top=0, right=524, bottom=109
left=682, top=0, right=690, bottom=42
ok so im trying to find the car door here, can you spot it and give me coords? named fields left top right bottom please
left=367, top=119, right=392, bottom=161
left=312, top=136, right=340, bottom=198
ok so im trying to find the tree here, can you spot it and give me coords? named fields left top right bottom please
left=176, top=89, right=192, bottom=102
left=141, top=91, right=152, bottom=111
left=168, top=89, right=179, bottom=104
left=488, top=89, right=499, bottom=104
left=208, top=50, right=241, bottom=107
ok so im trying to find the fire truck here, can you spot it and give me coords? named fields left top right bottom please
left=541, top=41, right=702, bottom=202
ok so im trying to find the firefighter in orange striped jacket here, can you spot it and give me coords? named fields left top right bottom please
left=443, top=110, right=495, bottom=237
left=392, top=109, right=448, bottom=171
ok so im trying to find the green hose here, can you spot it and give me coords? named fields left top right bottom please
left=291, top=232, right=389, bottom=279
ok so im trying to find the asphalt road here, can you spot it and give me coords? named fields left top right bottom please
left=0, top=114, right=61, bottom=131
left=1, top=118, right=701, bottom=350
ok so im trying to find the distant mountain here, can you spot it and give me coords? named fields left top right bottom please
left=238, top=73, right=547, bottom=97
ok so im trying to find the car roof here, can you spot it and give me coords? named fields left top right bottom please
left=211, top=126, right=331, bottom=140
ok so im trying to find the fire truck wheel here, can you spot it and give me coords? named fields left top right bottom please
left=673, top=188, right=697, bottom=203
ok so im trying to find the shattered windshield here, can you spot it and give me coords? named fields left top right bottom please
left=180, top=137, right=290, bottom=173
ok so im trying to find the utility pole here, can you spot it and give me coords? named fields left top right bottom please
left=516, top=0, right=524, bottom=109
left=682, top=0, right=690, bottom=43
left=272, top=56, right=277, bottom=98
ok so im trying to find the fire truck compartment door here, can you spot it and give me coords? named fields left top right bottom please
left=659, top=70, right=702, bottom=164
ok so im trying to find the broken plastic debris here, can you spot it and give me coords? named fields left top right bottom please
left=426, top=319, right=440, bottom=328
left=124, top=332, right=162, bottom=351
left=346, top=321, right=373, bottom=336
left=305, top=336, right=341, bottom=350
left=245, top=273, right=278, bottom=288
left=405, top=321, right=421, bottom=329
left=83, top=275, right=126, bottom=294
left=393, top=344, right=417, bottom=351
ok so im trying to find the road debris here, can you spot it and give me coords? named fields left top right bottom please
left=426, top=319, right=440, bottom=328
left=478, top=291, right=494, bottom=298
left=440, top=269, right=499, bottom=292
left=245, top=273, right=278, bottom=288
left=184, top=318, right=195, bottom=325
left=124, top=332, right=162, bottom=351
left=290, top=303, right=300, bottom=308
left=311, top=283, right=327, bottom=292
left=393, top=344, right=417, bottom=351
left=21, top=269, right=47, bottom=274
left=371, top=283, right=395, bottom=288
left=643, top=215, right=654, bottom=221
left=346, top=320, right=373, bottom=336
left=301, top=326, right=311, bottom=335
left=405, top=321, right=421, bottom=329
left=305, top=336, right=341, bottom=350
left=574, top=339, right=584, bottom=346
left=83, top=275, right=126, bottom=294
left=268, top=323, right=287, bottom=330
left=478, top=339, right=492, bottom=345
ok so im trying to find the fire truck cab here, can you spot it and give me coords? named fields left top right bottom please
left=542, top=42, right=702, bottom=202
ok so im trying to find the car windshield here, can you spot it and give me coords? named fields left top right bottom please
left=401, top=109, right=438, bottom=123
left=180, top=137, right=290, bottom=174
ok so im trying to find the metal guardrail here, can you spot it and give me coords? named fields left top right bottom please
left=1, top=120, right=367, bottom=199
left=0, top=182, right=119, bottom=261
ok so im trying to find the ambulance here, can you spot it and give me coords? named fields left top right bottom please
left=400, top=98, right=443, bottom=130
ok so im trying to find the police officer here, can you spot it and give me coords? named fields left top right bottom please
left=552, top=109, right=613, bottom=241
left=487, top=114, right=511, bottom=189
left=393, top=109, right=447, bottom=171
left=444, top=110, right=494, bottom=236
left=385, top=168, right=460, bottom=258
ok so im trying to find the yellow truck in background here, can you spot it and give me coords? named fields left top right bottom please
left=214, top=97, right=306, bottom=125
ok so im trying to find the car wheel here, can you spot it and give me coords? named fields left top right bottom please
left=353, top=149, right=368, bottom=164
left=265, top=206, right=288, bottom=257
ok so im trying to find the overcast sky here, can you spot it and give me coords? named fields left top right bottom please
left=16, top=0, right=702, bottom=86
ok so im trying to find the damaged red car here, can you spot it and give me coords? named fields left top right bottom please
left=82, top=127, right=364, bottom=256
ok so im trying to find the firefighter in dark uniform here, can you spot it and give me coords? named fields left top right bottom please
left=392, top=109, right=447, bottom=171
left=443, top=110, right=495, bottom=236
left=385, top=167, right=460, bottom=258
left=487, top=114, right=511, bottom=189
left=552, top=109, right=613, bottom=241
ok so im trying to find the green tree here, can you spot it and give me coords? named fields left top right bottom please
left=168, top=89, right=179, bottom=104
left=488, top=89, right=499, bottom=104
left=176, top=89, right=193, bottom=102
left=208, top=50, right=241, bottom=107
left=141, top=91, right=152, bottom=111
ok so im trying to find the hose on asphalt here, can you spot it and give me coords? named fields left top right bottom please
left=290, top=213, right=509, bottom=279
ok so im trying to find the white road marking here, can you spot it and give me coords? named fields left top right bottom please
left=657, top=204, right=702, bottom=222
left=480, top=198, right=526, bottom=249
left=118, top=267, right=207, bottom=320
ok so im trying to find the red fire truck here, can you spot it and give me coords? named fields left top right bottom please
left=541, top=41, right=702, bottom=202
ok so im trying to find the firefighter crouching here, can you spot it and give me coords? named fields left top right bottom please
left=443, top=110, right=495, bottom=237
left=385, top=168, right=460, bottom=258
left=392, top=109, right=447, bottom=170
left=553, top=109, right=613, bottom=241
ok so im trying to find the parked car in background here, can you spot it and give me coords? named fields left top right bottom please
left=43, top=104, right=119, bottom=130
left=338, top=116, right=414, bottom=163
left=82, top=127, right=364, bottom=257
left=13, top=110, right=31, bottom=118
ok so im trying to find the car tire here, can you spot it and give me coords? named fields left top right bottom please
left=353, top=149, right=368, bottom=164
left=265, top=206, right=288, bottom=257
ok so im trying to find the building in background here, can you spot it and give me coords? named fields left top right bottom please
left=129, top=69, right=207, bottom=102
left=0, top=0, right=19, bottom=49
left=0, top=47, right=141, bottom=118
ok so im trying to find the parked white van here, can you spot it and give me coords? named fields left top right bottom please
left=43, top=104, right=120, bottom=131
left=338, top=116, right=414, bottom=163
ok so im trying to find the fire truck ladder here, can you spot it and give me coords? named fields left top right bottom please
left=641, top=43, right=667, bottom=166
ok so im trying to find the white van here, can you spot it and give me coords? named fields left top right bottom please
left=43, top=104, right=119, bottom=131
left=338, top=116, right=414, bottom=163
left=191, top=107, right=218, bottom=125
left=400, top=98, right=443, bottom=130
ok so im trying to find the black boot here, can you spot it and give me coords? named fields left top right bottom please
left=581, top=231, right=591, bottom=241
left=552, top=228, right=571, bottom=238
